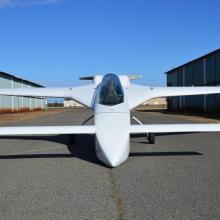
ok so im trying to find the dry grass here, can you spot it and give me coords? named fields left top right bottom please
left=0, top=108, right=70, bottom=124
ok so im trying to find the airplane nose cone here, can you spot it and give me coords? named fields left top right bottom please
left=108, top=159, right=121, bottom=168
left=95, top=129, right=130, bottom=167
left=104, top=151, right=126, bottom=168
left=95, top=112, right=130, bottom=167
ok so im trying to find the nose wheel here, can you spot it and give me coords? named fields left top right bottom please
left=148, top=133, right=155, bottom=144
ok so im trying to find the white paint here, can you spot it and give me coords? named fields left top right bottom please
left=132, top=116, right=143, bottom=125
left=0, top=126, right=95, bottom=135
left=130, top=124, right=220, bottom=133
left=1, top=74, right=220, bottom=167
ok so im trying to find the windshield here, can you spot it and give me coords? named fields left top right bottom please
left=99, top=74, right=124, bottom=106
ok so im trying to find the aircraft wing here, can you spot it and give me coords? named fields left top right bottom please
left=130, top=124, right=220, bottom=133
left=126, top=84, right=220, bottom=109
left=149, top=86, right=220, bottom=99
left=0, top=126, right=95, bottom=136
left=0, top=84, right=96, bottom=108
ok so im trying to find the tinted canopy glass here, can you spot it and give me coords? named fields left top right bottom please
left=99, top=74, right=124, bottom=106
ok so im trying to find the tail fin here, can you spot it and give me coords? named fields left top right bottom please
left=80, top=74, right=142, bottom=81
left=79, top=76, right=94, bottom=80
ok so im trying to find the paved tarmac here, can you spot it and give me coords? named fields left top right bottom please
left=0, top=109, right=219, bottom=220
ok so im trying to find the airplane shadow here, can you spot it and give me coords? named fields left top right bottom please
left=0, top=135, right=203, bottom=166
left=0, top=135, right=104, bottom=166
left=129, top=151, right=202, bottom=157
left=131, top=132, right=196, bottom=139
left=131, top=132, right=199, bottom=144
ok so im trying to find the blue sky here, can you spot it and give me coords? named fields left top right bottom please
left=0, top=0, right=219, bottom=87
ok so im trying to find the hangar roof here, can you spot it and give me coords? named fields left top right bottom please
left=0, top=71, right=44, bottom=88
left=165, top=48, right=220, bottom=74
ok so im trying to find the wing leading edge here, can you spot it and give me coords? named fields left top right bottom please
left=0, top=126, right=95, bottom=136
left=126, top=84, right=220, bottom=109
left=0, top=84, right=96, bottom=108
left=1, top=124, right=219, bottom=135
left=130, top=124, right=220, bottom=134
left=149, top=86, right=220, bottom=99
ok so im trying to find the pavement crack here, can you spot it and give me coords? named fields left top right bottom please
left=108, top=169, right=125, bottom=220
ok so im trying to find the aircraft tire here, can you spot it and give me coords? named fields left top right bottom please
left=148, top=133, right=155, bottom=144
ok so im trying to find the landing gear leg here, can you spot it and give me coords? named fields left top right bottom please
left=132, top=116, right=155, bottom=144
left=148, top=133, right=155, bottom=144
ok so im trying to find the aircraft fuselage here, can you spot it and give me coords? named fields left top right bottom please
left=93, top=74, right=131, bottom=167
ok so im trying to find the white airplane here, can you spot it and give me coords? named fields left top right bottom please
left=1, top=73, right=220, bottom=167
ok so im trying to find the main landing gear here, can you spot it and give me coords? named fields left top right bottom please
left=147, top=133, right=155, bottom=144
left=68, top=115, right=94, bottom=145
left=132, top=116, right=156, bottom=144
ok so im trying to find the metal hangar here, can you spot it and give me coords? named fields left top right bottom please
left=166, top=49, right=220, bottom=112
left=0, top=71, right=47, bottom=113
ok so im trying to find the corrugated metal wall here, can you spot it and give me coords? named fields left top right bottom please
left=0, top=74, right=46, bottom=113
left=167, top=70, right=178, bottom=110
left=167, top=49, right=220, bottom=113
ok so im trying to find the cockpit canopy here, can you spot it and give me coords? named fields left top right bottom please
left=99, top=74, right=124, bottom=106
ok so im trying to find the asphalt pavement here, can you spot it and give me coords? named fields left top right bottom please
left=0, top=109, right=219, bottom=220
